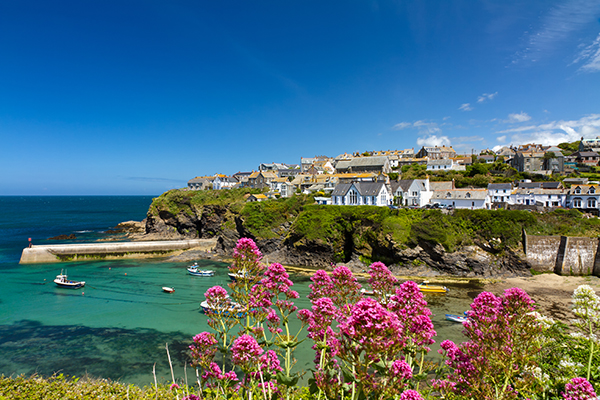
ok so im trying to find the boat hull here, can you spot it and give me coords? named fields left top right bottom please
left=187, top=267, right=214, bottom=277
left=445, top=314, right=468, bottom=323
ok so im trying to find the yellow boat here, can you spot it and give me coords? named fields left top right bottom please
left=417, top=281, right=449, bottom=293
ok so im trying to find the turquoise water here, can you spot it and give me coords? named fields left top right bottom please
left=0, top=196, right=480, bottom=387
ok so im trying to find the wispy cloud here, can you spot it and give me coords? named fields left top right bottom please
left=477, top=92, right=498, bottom=103
left=573, top=33, right=600, bottom=72
left=513, top=0, right=600, bottom=66
left=459, top=103, right=473, bottom=111
left=494, top=114, right=600, bottom=148
left=392, top=120, right=441, bottom=134
left=507, top=112, right=532, bottom=123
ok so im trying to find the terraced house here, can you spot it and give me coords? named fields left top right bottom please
left=331, top=181, right=391, bottom=206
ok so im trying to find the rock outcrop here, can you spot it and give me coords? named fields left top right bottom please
left=135, top=201, right=532, bottom=278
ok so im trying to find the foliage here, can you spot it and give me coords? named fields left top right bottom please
left=558, top=141, right=580, bottom=156
left=149, top=188, right=259, bottom=216
left=240, top=195, right=313, bottom=239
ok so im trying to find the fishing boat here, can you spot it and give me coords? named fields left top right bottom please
left=445, top=313, right=468, bottom=323
left=162, top=286, right=175, bottom=293
left=200, top=300, right=246, bottom=318
left=228, top=271, right=250, bottom=282
left=54, top=271, right=85, bottom=289
left=187, top=265, right=214, bottom=277
left=417, top=281, right=449, bottom=293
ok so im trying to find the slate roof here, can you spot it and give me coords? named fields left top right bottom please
left=331, top=182, right=387, bottom=197
left=430, top=181, right=453, bottom=191
left=488, top=183, right=512, bottom=190
left=431, top=189, right=488, bottom=200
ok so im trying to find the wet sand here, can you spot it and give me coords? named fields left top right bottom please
left=483, top=274, right=600, bottom=322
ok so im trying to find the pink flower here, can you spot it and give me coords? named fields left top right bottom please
left=390, top=359, right=413, bottom=380
left=170, top=383, right=180, bottom=390
left=562, top=377, right=597, bottom=400
left=399, top=389, right=424, bottom=400
left=231, top=334, right=264, bottom=368
left=183, top=395, right=200, bottom=400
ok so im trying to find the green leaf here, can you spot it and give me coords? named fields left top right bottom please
left=276, top=371, right=300, bottom=387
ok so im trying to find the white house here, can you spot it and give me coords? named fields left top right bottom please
left=510, top=188, right=567, bottom=208
left=430, top=188, right=489, bottom=209
left=567, top=184, right=599, bottom=212
left=331, top=182, right=391, bottom=206
left=404, top=179, right=433, bottom=207
left=488, top=183, right=512, bottom=205
left=426, top=159, right=466, bottom=171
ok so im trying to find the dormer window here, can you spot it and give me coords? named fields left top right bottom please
left=466, top=192, right=471, bottom=198
left=446, top=192, right=451, bottom=198
left=590, top=187, right=596, bottom=194
left=575, top=186, right=582, bottom=194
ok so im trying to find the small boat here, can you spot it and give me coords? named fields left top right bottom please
left=162, top=287, right=175, bottom=293
left=187, top=266, right=214, bottom=277
left=54, top=271, right=85, bottom=289
left=418, top=281, right=449, bottom=293
left=445, top=314, right=468, bottom=323
left=200, top=300, right=246, bottom=318
left=228, top=271, right=250, bottom=282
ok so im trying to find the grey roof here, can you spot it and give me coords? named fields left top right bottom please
left=430, top=181, right=453, bottom=191
left=488, top=183, right=512, bottom=190
left=427, top=159, right=453, bottom=166
left=331, top=182, right=387, bottom=197
left=349, top=156, right=389, bottom=167
left=188, top=177, right=212, bottom=184
left=518, top=182, right=542, bottom=189
left=392, top=179, right=413, bottom=193
left=574, top=151, right=600, bottom=157
left=541, top=181, right=562, bottom=189
left=431, top=189, right=488, bottom=200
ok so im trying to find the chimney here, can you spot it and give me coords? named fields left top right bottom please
left=452, top=178, right=455, bottom=190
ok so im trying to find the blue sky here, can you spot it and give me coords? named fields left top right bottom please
left=1, top=1, right=600, bottom=195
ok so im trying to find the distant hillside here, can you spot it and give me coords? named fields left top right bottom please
left=141, top=189, right=600, bottom=277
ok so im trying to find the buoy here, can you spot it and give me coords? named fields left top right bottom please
left=82, top=292, right=85, bottom=295
left=125, top=273, right=127, bottom=275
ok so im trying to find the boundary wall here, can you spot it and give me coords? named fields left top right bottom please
left=524, top=232, right=600, bottom=276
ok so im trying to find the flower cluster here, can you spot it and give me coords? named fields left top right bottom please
left=562, top=377, right=598, bottom=400
left=435, top=287, right=542, bottom=399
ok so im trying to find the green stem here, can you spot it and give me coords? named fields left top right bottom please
left=587, top=316, right=594, bottom=381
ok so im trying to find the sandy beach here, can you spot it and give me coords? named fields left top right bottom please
left=483, top=274, right=600, bottom=322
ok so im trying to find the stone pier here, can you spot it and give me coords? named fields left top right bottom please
left=19, top=239, right=217, bottom=264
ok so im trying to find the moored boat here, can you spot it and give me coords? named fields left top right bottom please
left=54, top=271, right=85, bottom=289
left=187, top=265, right=214, bottom=277
left=418, top=281, right=449, bottom=293
left=162, top=286, right=175, bottom=293
left=200, top=300, right=246, bottom=318
left=445, top=313, right=468, bottom=323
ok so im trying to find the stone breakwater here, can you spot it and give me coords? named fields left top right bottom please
left=19, top=239, right=217, bottom=264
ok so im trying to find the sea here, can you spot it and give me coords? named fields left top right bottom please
left=0, top=196, right=482, bottom=387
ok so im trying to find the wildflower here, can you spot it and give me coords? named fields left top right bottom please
left=562, top=377, right=598, bottom=399
left=182, top=395, right=200, bottom=400
left=231, top=334, right=264, bottom=369
left=400, top=390, right=424, bottom=400
left=170, top=383, right=180, bottom=390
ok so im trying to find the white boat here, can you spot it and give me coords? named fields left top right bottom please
left=187, top=265, right=214, bottom=277
left=200, top=300, right=246, bottom=318
left=445, top=314, right=468, bottom=323
left=162, top=286, right=175, bottom=293
left=54, top=271, right=85, bottom=289
left=228, top=271, right=251, bottom=282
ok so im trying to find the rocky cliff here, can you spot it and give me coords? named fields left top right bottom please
left=136, top=190, right=534, bottom=278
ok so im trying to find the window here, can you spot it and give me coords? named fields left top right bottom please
left=466, top=192, right=471, bottom=198
left=591, top=187, right=596, bottom=194
left=349, top=190, right=358, bottom=205
left=575, top=187, right=582, bottom=194
left=588, top=198, right=597, bottom=208
left=573, top=198, right=582, bottom=208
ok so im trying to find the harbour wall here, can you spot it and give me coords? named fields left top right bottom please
left=19, top=239, right=217, bottom=264
left=524, top=232, right=600, bottom=276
